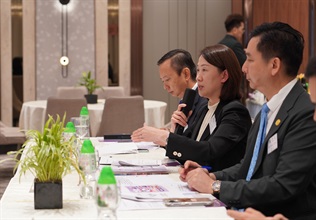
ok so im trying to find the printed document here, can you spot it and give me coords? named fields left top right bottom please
left=117, top=175, right=216, bottom=210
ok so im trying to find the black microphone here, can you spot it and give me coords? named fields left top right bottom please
left=174, top=88, right=196, bottom=135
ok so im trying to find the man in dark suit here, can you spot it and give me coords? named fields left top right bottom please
left=157, top=49, right=207, bottom=128
left=227, top=55, right=316, bottom=220
left=219, top=14, right=246, bottom=67
left=179, top=22, right=316, bottom=220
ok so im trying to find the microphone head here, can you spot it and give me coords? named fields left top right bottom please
left=181, top=88, right=196, bottom=116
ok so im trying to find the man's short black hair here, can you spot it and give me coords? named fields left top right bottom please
left=249, top=22, right=304, bottom=77
left=157, top=49, right=196, bottom=80
left=225, top=14, right=244, bottom=32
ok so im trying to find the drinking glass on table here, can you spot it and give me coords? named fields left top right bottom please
left=71, top=117, right=90, bottom=141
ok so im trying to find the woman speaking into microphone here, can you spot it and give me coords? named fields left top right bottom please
left=132, top=44, right=251, bottom=171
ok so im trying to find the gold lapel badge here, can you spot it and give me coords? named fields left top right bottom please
left=275, top=119, right=281, bottom=126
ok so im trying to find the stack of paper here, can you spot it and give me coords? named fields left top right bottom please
left=100, top=158, right=162, bottom=166
left=95, top=142, right=138, bottom=156
left=117, top=175, right=218, bottom=211
left=111, top=165, right=169, bottom=175
left=99, top=158, right=168, bottom=175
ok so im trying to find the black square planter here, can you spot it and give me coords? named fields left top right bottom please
left=34, top=179, right=63, bottom=209
left=84, top=94, right=98, bottom=104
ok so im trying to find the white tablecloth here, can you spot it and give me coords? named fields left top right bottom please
left=19, top=99, right=167, bottom=137
left=0, top=142, right=232, bottom=220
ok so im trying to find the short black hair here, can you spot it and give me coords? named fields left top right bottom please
left=224, top=14, right=244, bottom=32
left=306, top=56, right=316, bottom=78
left=249, top=22, right=304, bottom=77
left=157, top=49, right=196, bottom=80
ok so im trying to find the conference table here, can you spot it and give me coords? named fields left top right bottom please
left=0, top=139, right=232, bottom=219
left=19, top=99, right=167, bottom=137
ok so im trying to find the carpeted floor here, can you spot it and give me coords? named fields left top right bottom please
left=0, top=145, right=18, bottom=199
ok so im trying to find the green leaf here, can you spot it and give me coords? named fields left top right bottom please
left=77, top=71, right=101, bottom=95
left=7, top=114, right=85, bottom=183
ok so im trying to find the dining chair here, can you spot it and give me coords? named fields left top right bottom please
left=0, top=121, right=25, bottom=146
left=56, top=86, right=87, bottom=99
left=45, top=97, right=87, bottom=124
left=95, top=86, right=125, bottom=99
left=96, top=95, right=144, bottom=136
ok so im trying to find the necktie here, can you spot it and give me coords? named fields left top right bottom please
left=246, top=103, right=270, bottom=181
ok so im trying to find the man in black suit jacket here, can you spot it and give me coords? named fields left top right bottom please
left=219, top=14, right=246, bottom=67
left=227, top=52, right=316, bottom=220
left=180, top=22, right=316, bottom=220
left=157, top=49, right=207, bottom=128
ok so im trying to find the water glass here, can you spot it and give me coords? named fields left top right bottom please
left=71, top=117, right=89, bottom=140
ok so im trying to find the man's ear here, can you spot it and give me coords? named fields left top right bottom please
left=231, top=26, right=238, bottom=35
left=271, top=57, right=281, bottom=76
left=182, top=67, right=191, bottom=80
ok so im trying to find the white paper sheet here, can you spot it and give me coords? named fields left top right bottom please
left=95, top=142, right=138, bottom=155
left=99, top=158, right=162, bottom=166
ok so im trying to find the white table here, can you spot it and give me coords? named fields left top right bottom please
left=0, top=141, right=232, bottom=220
left=19, top=99, right=167, bottom=137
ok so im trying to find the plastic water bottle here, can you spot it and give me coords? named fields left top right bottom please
left=79, top=139, right=97, bottom=199
left=63, top=121, right=78, bottom=148
left=63, top=121, right=76, bottom=140
left=96, top=166, right=120, bottom=220
left=80, top=106, right=90, bottom=137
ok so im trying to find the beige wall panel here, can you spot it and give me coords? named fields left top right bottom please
left=0, top=0, right=13, bottom=125
left=205, top=0, right=231, bottom=46
left=95, top=0, right=108, bottom=87
left=169, top=0, right=179, bottom=48
left=177, top=1, right=188, bottom=49
left=187, top=0, right=198, bottom=58
left=168, top=0, right=183, bottom=116
left=143, top=0, right=171, bottom=121
left=196, top=0, right=207, bottom=59
left=119, top=0, right=131, bottom=95
left=22, top=0, right=36, bottom=102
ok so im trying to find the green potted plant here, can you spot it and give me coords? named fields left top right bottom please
left=78, top=71, right=101, bottom=104
left=12, top=114, right=85, bottom=209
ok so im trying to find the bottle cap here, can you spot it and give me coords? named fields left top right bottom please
left=80, top=139, right=95, bottom=153
left=64, top=121, right=76, bottom=133
left=80, top=106, right=89, bottom=116
left=98, top=166, right=116, bottom=184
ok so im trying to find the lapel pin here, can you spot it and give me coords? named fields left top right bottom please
left=275, top=119, right=281, bottom=126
